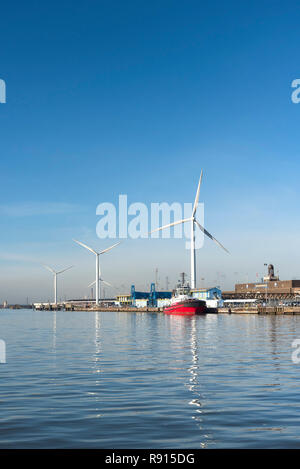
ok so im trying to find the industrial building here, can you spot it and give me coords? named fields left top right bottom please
left=115, top=283, right=172, bottom=308
left=132, top=283, right=172, bottom=308
left=191, top=287, right=222, bottom=301
left=223, top=264, right=300, bottom=302
left=115, top=282, right=223, bottom=308
left=115, top=294, right=132, bottom=306
left=190, top=287, right=223, bottom=308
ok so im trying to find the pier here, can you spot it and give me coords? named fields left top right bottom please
left=33, top=302, right=164, bottom=313
left=32, top=303, right=300, bottom=315
left=219, top=306, right=300, bottom=315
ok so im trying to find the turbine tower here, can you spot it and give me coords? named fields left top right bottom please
left=73, top=240, right=120, bottom=305
left=43, top=265, right=73, bottom=304
left=150, top=170, right=229, bottom=290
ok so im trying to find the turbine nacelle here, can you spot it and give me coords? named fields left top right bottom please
left=88, top=279, right=112, bottom=288
left=43, top=264, right=74, bottom=276
left=72, top=239, right=121, bottom=256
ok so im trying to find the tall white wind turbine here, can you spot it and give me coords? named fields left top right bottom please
left=150, top=170, right=229, bottom=290
left=73, top=240, right=120, bottom=305
left=43, top=265, right=73, bottom=304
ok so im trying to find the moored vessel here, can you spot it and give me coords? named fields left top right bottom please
left=164, top=273, right=207, bottom=316
left=164, top=298, right=207, bottom=315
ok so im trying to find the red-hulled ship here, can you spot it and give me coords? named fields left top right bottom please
left=164, top=298, right=207, bottom=315
left=163, top=273, right=208, bottom=316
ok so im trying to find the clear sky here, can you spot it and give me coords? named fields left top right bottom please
left=1, top=0, right=300, bottom=303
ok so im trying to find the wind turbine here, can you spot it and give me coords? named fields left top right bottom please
left=43, top=265, right=73, bottom=304
left=150, top=170, right=229, bottom=290
left=88, top=272, right=113, bottom=299
left=73, top=239, right=120, bottom=305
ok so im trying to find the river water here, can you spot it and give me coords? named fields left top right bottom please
left=0, top=309, right=300, bottom=448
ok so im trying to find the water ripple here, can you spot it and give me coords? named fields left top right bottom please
left=0, top=310, right=300, bottom=447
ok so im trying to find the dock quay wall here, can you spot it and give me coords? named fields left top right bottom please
left=33, top=303, right=164, bottom=313
left=33, top=304, right=300, bottom=315
left=218, top=306, right=300, bottom=315
left=65, top=305, right=164, bottom=313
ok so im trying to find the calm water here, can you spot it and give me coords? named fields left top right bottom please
left=0, top=309, right=300, bottom=448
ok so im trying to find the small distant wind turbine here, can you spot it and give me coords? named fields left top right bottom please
left=43, top=264, right=73, bottom=304
left=88, top=258, right=113, bottom=299
left=88, top=278, right=113, bottom=300
left=150, top=170, right=229, bottom=290
left=73, top=240, right=120, bottom=305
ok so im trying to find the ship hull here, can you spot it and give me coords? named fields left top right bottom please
left=164, top=300, right=207, bottom=316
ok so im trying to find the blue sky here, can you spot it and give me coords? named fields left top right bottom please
left=1, top=0, right=300, bottom=302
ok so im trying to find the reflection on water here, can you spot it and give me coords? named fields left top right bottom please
left=1, top=310, right=300, bottom=448
left=52, top=311, right=56, bottom=351
left=186, top=319, right=207, bottom=448
left=93, top=311, right=101, bottom=372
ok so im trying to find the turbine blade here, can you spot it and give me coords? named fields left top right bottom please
left=192, top=170, right=203, bottom=217
left=57, top=265, right=74, bottom=275
left=73, top=239, right=97, bottom=255
left=88, top=278, right=112, bottom=288
left=102, top=279, right=112, bottom=287
left=42, top=264, right=56, bottom=274
left=195, top=220, right=229, bottom=254
left=149, top=218, right=190, bottom=235
left=100, top=241, right=121, bottom=255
